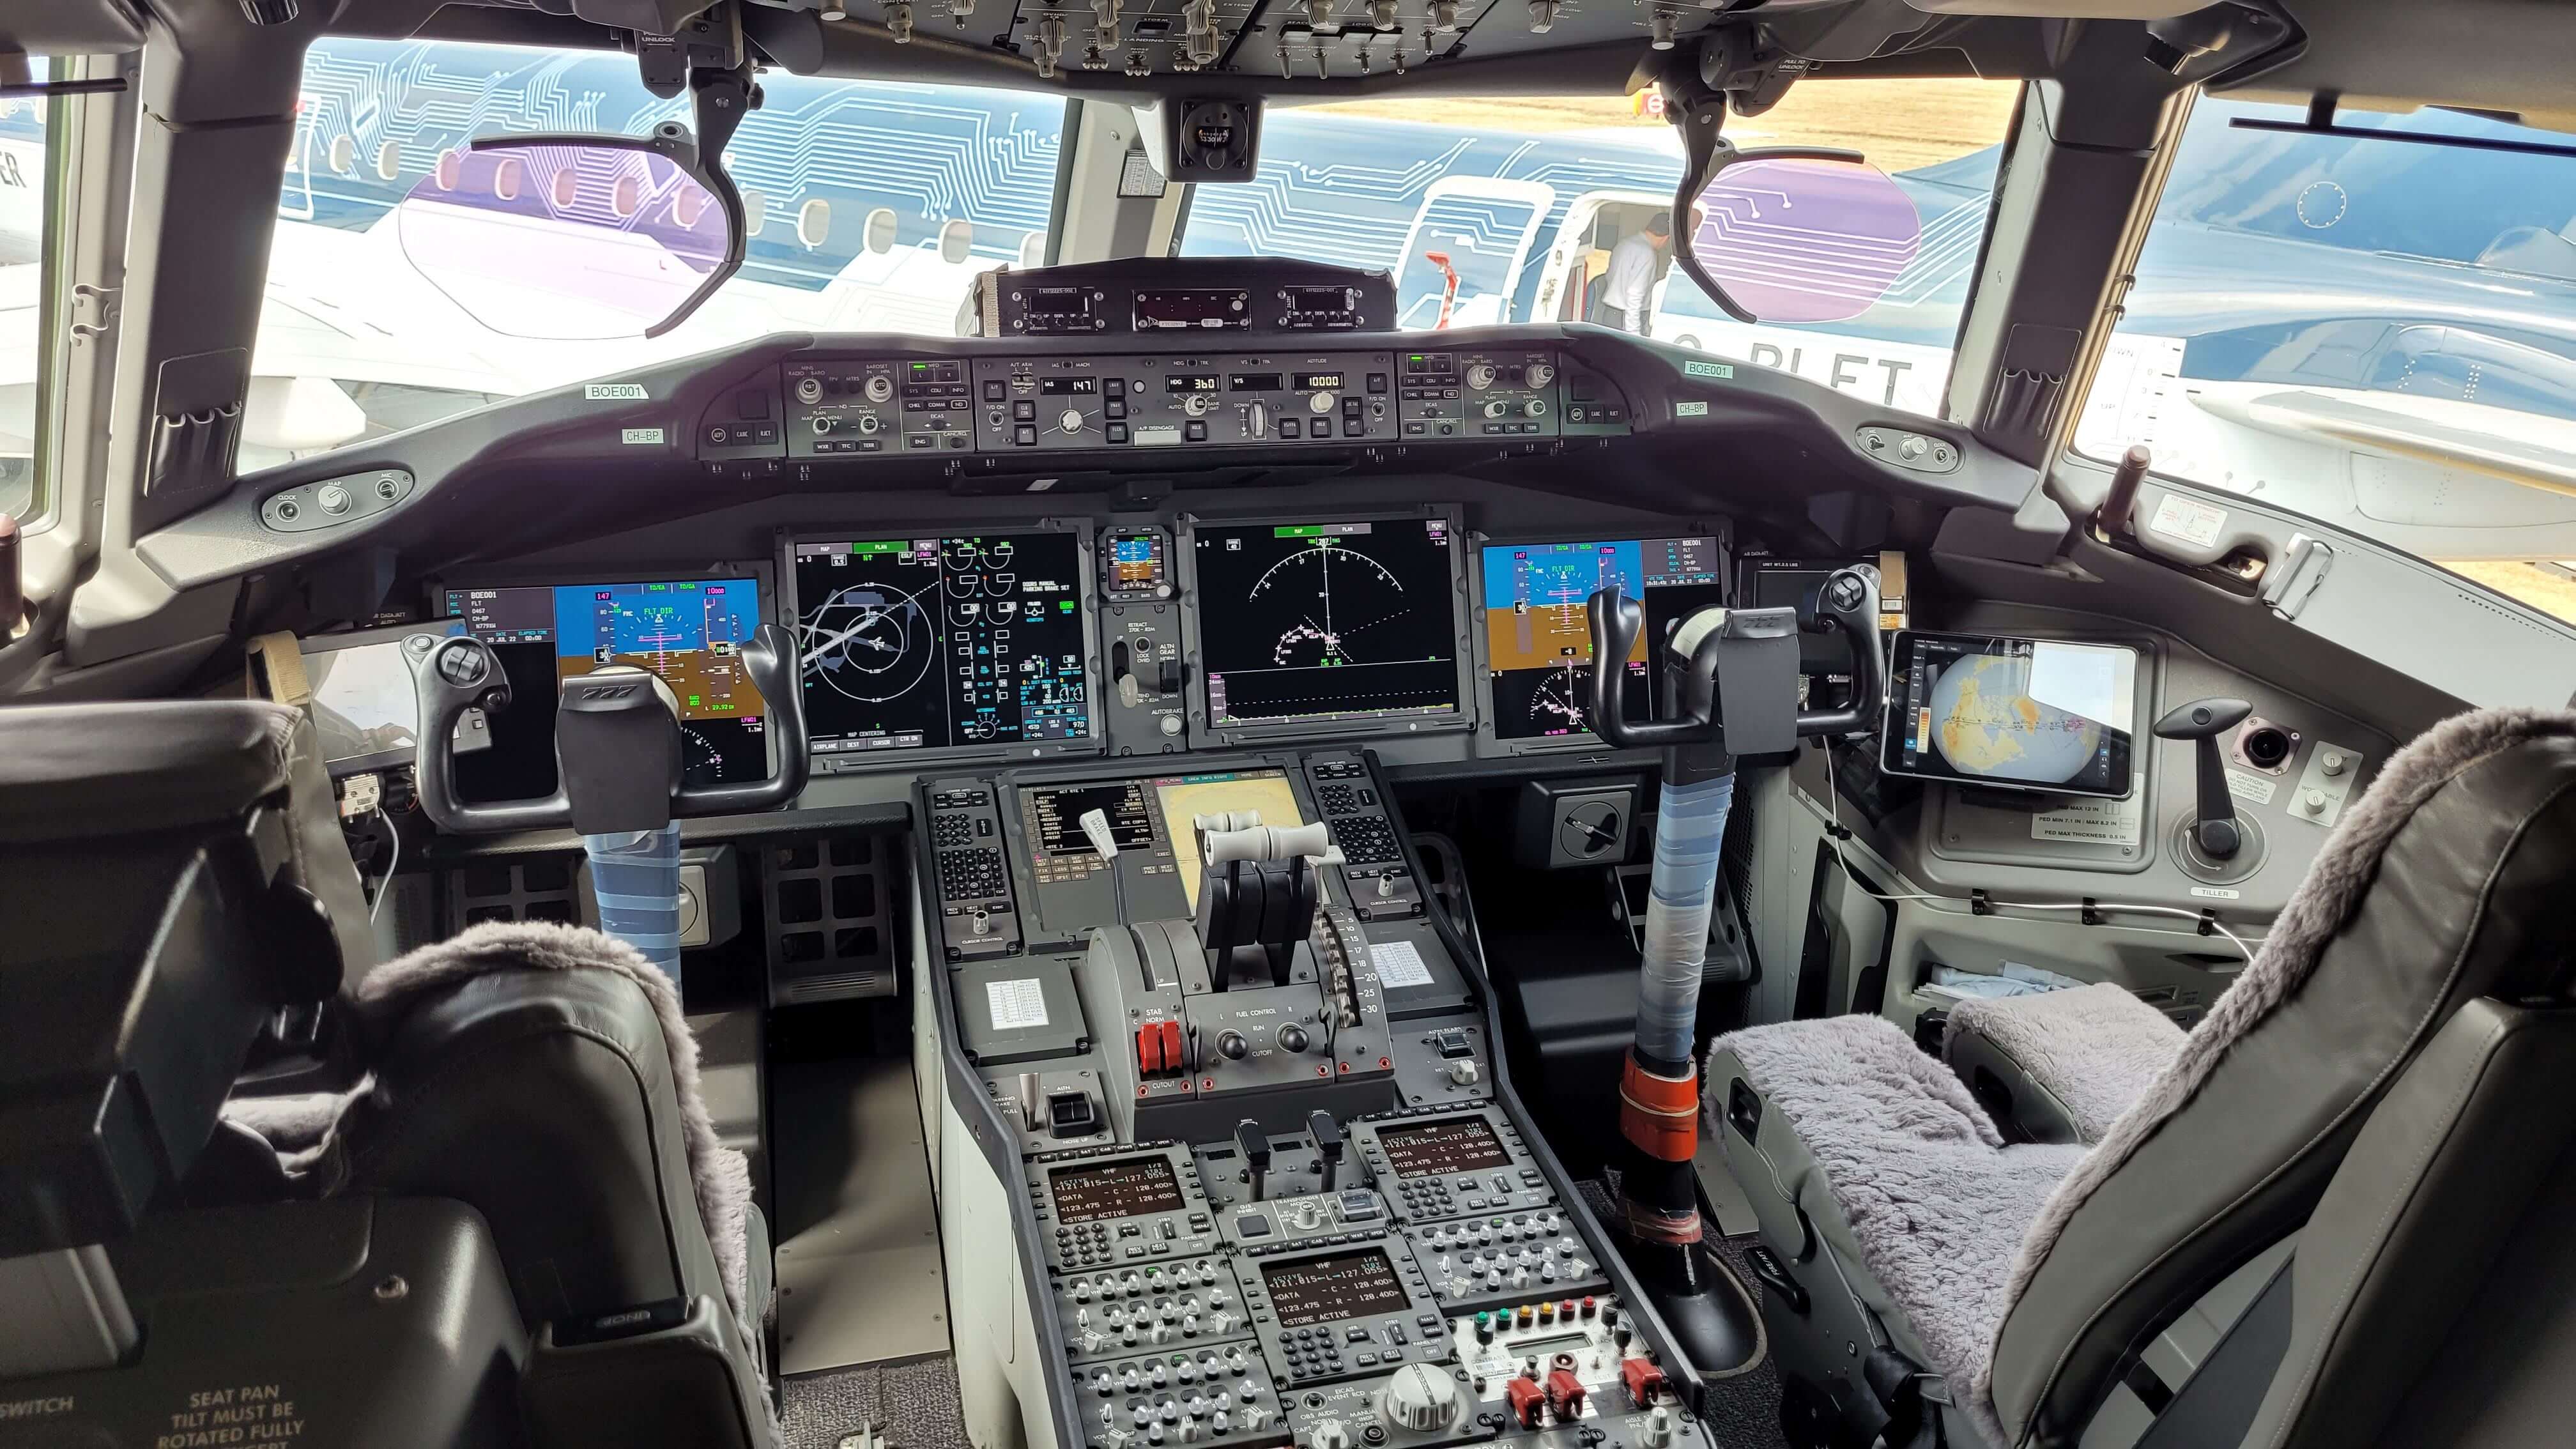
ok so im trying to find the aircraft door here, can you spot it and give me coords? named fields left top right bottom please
left=1392, top=176, right=1554, bottom=329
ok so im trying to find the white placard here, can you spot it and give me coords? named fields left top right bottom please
left=586, top=383, right=650, bottom=400
left=986, top=977, right=1050, bottom=1031
left=2224, top=767, right=2279, bottom=808
left=2031, top=792, right=2143, bottom=847
left=1369, top=940, right=1434, bottom=989
left=2149, top=493, right=2227, bottom=548
left=1118, top=151, right=1169, bottom=198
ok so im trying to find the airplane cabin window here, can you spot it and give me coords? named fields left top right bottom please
left=259, top=38, right=1069, bottom=460
left=1178, top=81, right=2017, bottom=418
left=2073, top=99, right=2576, bottom=618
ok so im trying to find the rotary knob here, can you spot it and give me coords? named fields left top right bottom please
left=1217, top=1030, right=1250, bottom=1059
left=1483, top=399, right=1512, bottom=419
left=1307, top=1418, right=1351, bottom=1449
left=795, top=376, right=824, bottom=404
left=1524, top=361, right=1556, bottom=388
left=1183, top=392, right=1214, bottom=418
left=1308, top=390, right=1335, bottom=415
left=1465, top=362, right=1497, bottom=390
left=1061, top=408, right=1086, bottom=435
left=855, top=414, right=882, bottom=436
left=1377, top=1365, right=1461, bottom=1432
left=1276, top=1023, right=1310, bottom=1054
left=864, top=374, right=894, bottom=402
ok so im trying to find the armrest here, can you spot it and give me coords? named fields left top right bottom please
left=1944, top=983, right=2186, bottom=1145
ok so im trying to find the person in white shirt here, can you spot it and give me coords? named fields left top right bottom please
left=1593, top=210, right=1673, bottom=335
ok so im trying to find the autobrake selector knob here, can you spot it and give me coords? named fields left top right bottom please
left=1378, top=1364, right=1462, bottom=1432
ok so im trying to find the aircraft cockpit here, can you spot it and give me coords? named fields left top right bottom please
left=3, top=3, right=2576, bottom=1449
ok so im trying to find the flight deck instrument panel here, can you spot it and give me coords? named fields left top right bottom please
left=1478, top=536, right=1726, bottom=743
left=1187, top=518, right=1468, bottom=736
left=788, top=529, right=1098, bottom=762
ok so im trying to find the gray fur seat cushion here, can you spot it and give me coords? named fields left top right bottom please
left=1945, top=983, right=2186, bottom=1142
left=1712, top=1015, right=2087, bottom=1418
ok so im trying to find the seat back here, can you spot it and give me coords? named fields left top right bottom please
left=331, top=922, right=770, bottom=1449
left=1986, top=711, right=2576, bottom=1445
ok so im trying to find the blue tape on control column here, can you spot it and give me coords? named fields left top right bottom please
left=585, top=822, right=685, bottom=983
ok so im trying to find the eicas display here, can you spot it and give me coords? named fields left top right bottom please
left=793, top=533, right=1092, bottom=755
left=1193, top=519, right=1461, bottom=728
left=1480, top=537, right=1724, bottom=740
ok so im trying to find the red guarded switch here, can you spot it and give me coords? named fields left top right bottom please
left=1545, top=1368, right=1587, bottom=1420
left=1620, top=1358, right=1669, bottom=1406
left=1504, top=1376, right=1547, bottom=1429
left=1158, top=1020, right=1184, bottom=1074
left=1137, top=1025, right=1165, bottom=1075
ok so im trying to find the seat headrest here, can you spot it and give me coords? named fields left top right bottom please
left=0, top=700, right=303, bottom=843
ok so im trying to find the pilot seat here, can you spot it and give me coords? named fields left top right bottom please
left=1708, top=707, right=2576, bottom=1448
left=0, top=699, right=776, bottom=1448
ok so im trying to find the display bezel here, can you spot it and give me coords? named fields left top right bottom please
left=777, top=521, right=1107, bottom=772
left=1468, top=526, right=1729, bottom=756
left=1878, top=629, right=2140, bottom=801
left=424, top=560, right=781, bottom=783
left=1176, top=507, right=1476, bottom=747
left=296, top=618, right=468, bottom=776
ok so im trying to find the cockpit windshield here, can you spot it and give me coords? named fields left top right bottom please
left=251, top=39, right=1068, bottom=468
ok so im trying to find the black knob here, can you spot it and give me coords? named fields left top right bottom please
left=1217, top=1030, right=1249, bottom=1060
left=1277, top=1023, right=1310, bottom=1054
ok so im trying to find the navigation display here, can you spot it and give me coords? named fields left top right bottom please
left=1192, top=519, right=1461, bottom=729
left=440, top=577, right=770, bottom=793
left=792, top=532, right=1092, bottom=757
left=1375, top=1117, right=1514, bottom=1179
left=1480, top=537, right=1724, bottom=740
left=1048, top=1157, right=1185, bottom=1225
left=1262, top=1250, right=1412, bottom=1328
left=1881, top=631, right=2137, bottom=800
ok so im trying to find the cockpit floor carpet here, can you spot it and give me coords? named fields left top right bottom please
left=780, top=1352, right=973, bottom=1449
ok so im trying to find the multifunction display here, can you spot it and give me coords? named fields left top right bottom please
left=1882, top=631, right=2138, bottom=800
left=440, top=578, right=769, bottom=790
left=1480, top=537, right=1724, bottom=740
left=1261, top=1250, right=1412, bottom=1328
left=792, top=532, right=1092, bottom=757
left=1193, top=519, right=1462, bottom=729
left=1375, top=1117, right=1515, bottom=1179
left=1048, top=1157, right=1186, bottom=1225
left=1030, top=783, right=1158, bottom=857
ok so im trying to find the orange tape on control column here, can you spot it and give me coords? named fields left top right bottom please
left=1619, top=1054, right=1701, bottom=1163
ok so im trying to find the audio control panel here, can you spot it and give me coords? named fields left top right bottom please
left=974, top=354, right=1399, bottom=452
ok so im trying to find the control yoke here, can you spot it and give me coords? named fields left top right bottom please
left=1584, top=565, right=1883, bottom=753
left=403, top=624, right=811, bottom=836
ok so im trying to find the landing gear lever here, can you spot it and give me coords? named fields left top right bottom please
left=1579, top=566, right=1885, bottom=1379
left=2155, top=697, right=2253, bottom=859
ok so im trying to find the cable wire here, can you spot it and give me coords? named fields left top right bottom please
left=1820, top=742, right=2257, bottom=965
left=368, top=806, right=399, bottom=925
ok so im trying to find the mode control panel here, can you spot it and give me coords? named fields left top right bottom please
left=786, top=356, right=974, bottom=456
left=976, top=354, right=1398, bottom=452
left=1036, top=1144, right=1225, bottom=1272
left=1397, top=349, right=1560, bottom=441
left=1349, top=1107, right=1557, bottom=1224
